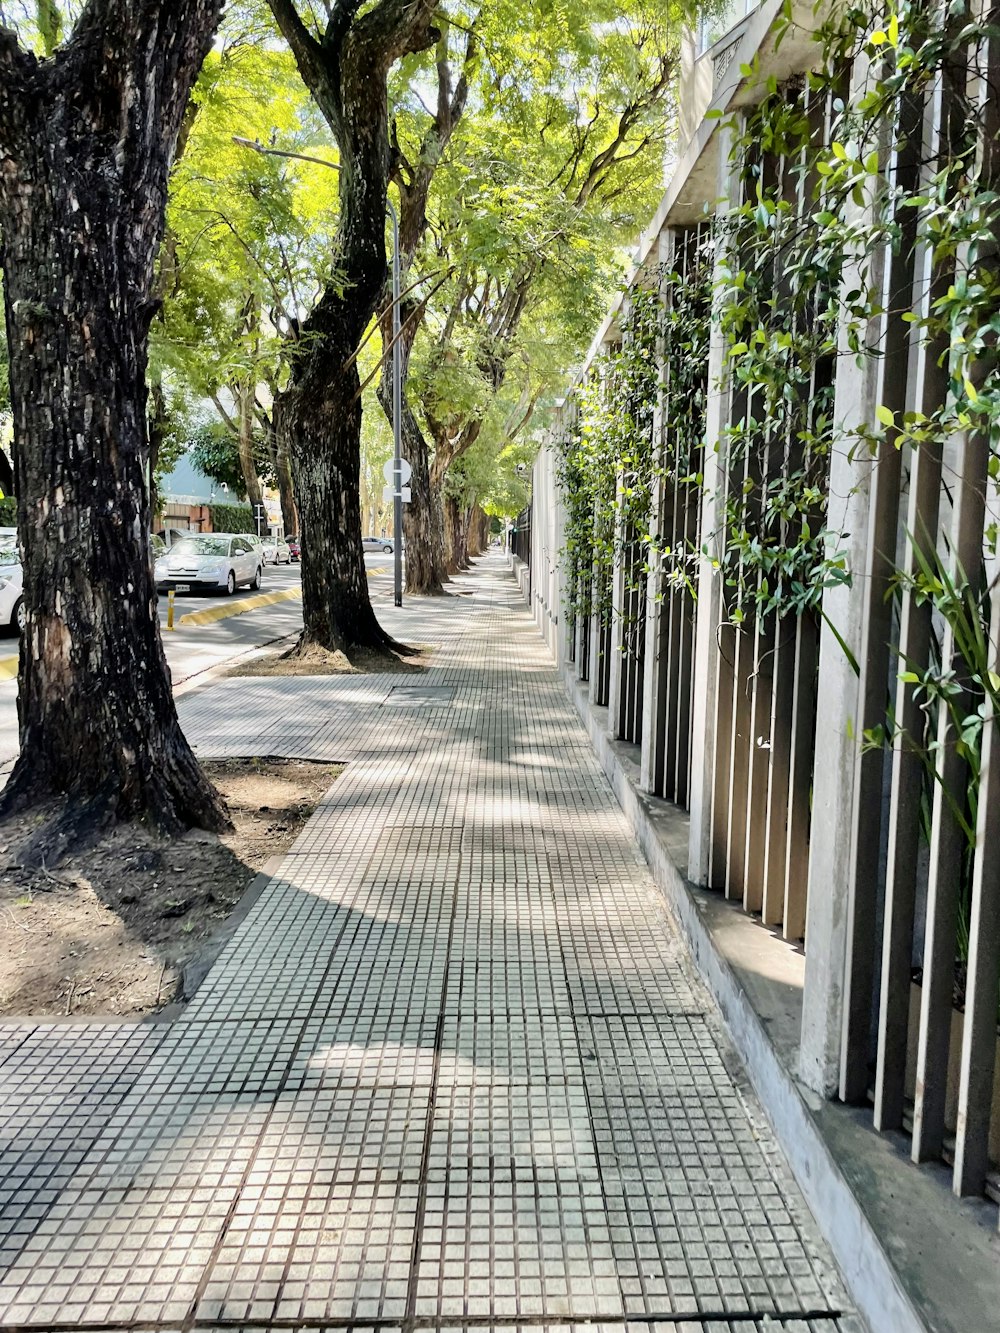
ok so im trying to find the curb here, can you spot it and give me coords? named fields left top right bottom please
left=0, top=655, right=16, bottom=681
left=178, top=586, right=301, bottom=627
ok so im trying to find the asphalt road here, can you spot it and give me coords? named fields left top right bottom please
left=0, top=550, right=399, bottom=766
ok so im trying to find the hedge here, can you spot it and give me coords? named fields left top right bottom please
left=208, top=502, right=256, bottom=535
left=0, top=498, right=16, bottom=528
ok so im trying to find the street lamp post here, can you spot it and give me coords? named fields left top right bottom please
left=233, top=136, right=404, bottom=608
left=386, top=199, right=403, bottom=608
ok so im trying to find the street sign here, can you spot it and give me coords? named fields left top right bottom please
left=382, top=458, right=412, bottom=486
left=383, top=485, right=412, bottom=504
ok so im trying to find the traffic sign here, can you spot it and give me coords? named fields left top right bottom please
left=382, top=459, right=412, bottom=486
left=382, top=485, right=412, bottom=504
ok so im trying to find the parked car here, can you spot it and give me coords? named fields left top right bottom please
left=362, top=536, right=394, bottom=553
left=154, top=533, right=262, bottom=595
left=272, top=537, right=291, bottom=564
left=244, top=533, right=266, bottom=558
left=0, top=546, right=24, bottom=632
left=288, top=536, right=300, bottom=562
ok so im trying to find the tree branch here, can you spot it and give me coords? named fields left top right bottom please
left=267, top=0, right=328, bottom=106
left=0, top=22, right=34, bottom=127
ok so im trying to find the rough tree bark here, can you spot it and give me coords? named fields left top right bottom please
left=0, top=2, right=228, bottom=848
left=268, top=0, right=438, bottom=652
left=466, top=504, right=488, bottom=559
left=236, top=381, right=264, bottom=510
left=273, top=427, right=298, bottom=536
left=442, top=493, right=470, bottom=575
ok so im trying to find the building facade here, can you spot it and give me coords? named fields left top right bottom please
left=522, top=1, right=1000, bottom=1327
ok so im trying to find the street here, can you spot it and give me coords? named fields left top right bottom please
left=0, top=551, right=398, bottom=768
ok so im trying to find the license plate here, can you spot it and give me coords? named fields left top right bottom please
left=175, top=584, right=191, bottom=593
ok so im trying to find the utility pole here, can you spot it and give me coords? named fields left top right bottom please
left=233, top=135, right=404, bottom=607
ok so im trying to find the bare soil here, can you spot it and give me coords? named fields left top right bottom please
left=0, top=757, right=341, bottom=1020
left=229, top=640, right=430, bottom=677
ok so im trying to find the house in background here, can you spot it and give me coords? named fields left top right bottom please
left=155, top=452, right=286, bottom=539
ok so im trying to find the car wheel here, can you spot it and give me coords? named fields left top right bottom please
left=225, top=570, right=236, bottom=596
left=383, top=544, right=392, bottom=553
left=252, top=565, right=262, bottom=591
left=13, top=598, right=24, bottom=634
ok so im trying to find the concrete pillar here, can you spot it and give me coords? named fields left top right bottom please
left=799, top=58, right=884, bottom=1095
left=640, top=231, right=675, bottom=792
left=607, top=472, right=628, bottom=737
left=688, top=122, right=738, bottom=885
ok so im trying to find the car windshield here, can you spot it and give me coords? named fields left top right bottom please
left=171, top=537, right=228, bottom=557
left=0, top=547, right=19, bottom=567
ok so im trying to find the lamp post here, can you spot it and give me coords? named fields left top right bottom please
left=233, top=136, right=404, bottom=608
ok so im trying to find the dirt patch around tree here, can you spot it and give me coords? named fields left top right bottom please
left=0, top=757, right=341, bottom=1020
left=228, top=640, right=431, bottom=677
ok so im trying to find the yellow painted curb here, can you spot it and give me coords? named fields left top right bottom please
left=178, top=586, right=302, bottom=627
left=0, top=654, right=17, bottom=680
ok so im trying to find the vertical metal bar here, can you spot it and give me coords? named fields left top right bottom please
left=764, top=619, right=796, bottom=926
left=912, top=431, right=988, bottom=1159
left=726, top=625, right=753, bottom=901
left=953, top=2, right=1000, bottom=1199
left=784, top=615, right=819, bottom=941
left=744, top=614, right=774, bottom=914
left=953, top=576, right=1000, bottom=1195
left=711, top=624, right=736, bottom=891
left=915, top=3, right=998, bottom=1166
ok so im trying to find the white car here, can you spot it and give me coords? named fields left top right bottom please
left=362, top=536, right=394, bottom=553
left=154, top=533, right=262, bottom=596
left=0, top=546, right=23, bottom=632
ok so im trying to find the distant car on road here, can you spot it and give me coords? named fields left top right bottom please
left=155, top=534, right=262, bottom=596
left=260, top=534, right=292, bottom=564
left=362, top=536, right=393, bottom=553
left=0, top=546, right=24, bottom=633
left=287, top=537, right=300, bottom=562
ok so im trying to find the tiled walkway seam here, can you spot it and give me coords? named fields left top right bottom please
left=0, top=558, right=862, bottom=1333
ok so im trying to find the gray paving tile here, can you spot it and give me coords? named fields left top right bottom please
left=0, top=560, right=858, bottom=1329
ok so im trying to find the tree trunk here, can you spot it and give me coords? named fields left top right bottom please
left=466, top=504, right=488, bottom=559
left=279, top=333, right=396, bottom=651
left=0, top=3, right=227, bottom=850
left=236, top=381, right=263, bottom=510
left=275, top=431, right=298, bottom=537
left=267, top=0, right=438, bottom=655
left=377, top=298, right=445, bottom=595
left=442, top=493, right=469, bottom=574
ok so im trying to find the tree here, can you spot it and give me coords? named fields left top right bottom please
left=188, top=420, right=277, bottom=500
left=0, top=0, right=228, bottom=850
left=379, top=0, right=681, bottom=578
left=375, top=14, right=476, bottom=594
left=266, top=0, right=439, bottom=656
left=157, top=24, right=337, bottom=538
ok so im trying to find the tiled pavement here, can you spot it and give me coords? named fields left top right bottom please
left=0, top=558, right=862, bottom=1332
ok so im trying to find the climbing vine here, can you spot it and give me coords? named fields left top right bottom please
left=556, top=250, right=711, bottom=630
left=556, top=284, right=661, bottom=627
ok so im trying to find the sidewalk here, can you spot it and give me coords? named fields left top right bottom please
left=0, top=557, right=860, bottom=1331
